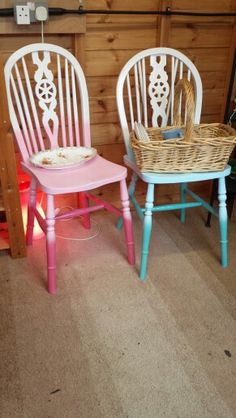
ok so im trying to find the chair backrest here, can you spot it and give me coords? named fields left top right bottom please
left=116, top=47, right=203, bottom=159
left=4, top=43, right=91, bottom=162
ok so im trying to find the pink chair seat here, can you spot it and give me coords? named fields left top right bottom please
left=22, top=155, right=127, bottom=194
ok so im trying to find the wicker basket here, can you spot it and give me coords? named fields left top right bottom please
left=130, top=79, right=236, bottom=173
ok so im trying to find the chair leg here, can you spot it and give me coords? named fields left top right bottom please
left=46, top=194, right=57, bottom=294
left=206, top=179, right=218, bottom=227
left=218, top=177, right=228, bottom=267
left=129, top=172, right=139, bottom=200
left=117, top=172, right=138, bottom=230
left=26, top=178, right=37, bottom=245
left=140, top=183, right=154, bottom=281
left=120, top=179, right=135, bottom=265
left=180, top=182, right=187, bottom=223
left=77, top=192, right=90, bottom=229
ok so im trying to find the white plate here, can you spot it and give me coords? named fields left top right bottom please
left=30, top=146, right=97, bottom=169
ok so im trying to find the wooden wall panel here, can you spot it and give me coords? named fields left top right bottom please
left=0, top=35, right=73, bottom=51
left=85, top=0, right=158, bottom=25
left=84, top=0, right=235, bottom=152
left=85, top=26, right=157, bottom=51
left=170, top=24, right=233, bottom=48
left=166, top=0, right=236, bottom=124
left=84, top=0, right=160, bottom=154
left=85, top=50, right=144, bottom=76
left=173, top=0, right=234, bottom=12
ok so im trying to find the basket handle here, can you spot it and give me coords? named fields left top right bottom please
left=173, top=78, right=195, bottom=142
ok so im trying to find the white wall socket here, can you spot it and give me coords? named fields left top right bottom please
left=14, top=2, right=48, bottom=25
left=14, top=5, right=30, bottom=24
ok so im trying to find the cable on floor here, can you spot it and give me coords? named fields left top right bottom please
left=55, top=206, right=101, bottom=241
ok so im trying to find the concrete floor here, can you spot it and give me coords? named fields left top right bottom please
left=0, top=206, right=236, bottom=418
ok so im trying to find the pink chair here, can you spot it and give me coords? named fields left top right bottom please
left=4, top=43, right=135, bottom=294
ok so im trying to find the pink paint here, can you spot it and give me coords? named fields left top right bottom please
left=5, top=43, right=135, bottom=294
left=120, top=179, right=135, bottom=265
left=82, top=123, right=91, bottom=147
left=78, top=192, right=91, bottom=229
left=47, top=238, right=56, bottom=294
left=19, top=179, right=44, bottom=240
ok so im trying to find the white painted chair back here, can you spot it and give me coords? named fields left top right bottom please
left=4, top=43, right=91, bottom=162
left=116, top=48, right=203, bottom=158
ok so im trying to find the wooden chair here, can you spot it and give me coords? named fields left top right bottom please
left=116, top=47, right=230, bottom=280
left=4, top=43, right=135, bottom=294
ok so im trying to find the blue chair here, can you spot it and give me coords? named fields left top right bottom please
left=116, top=47, right=230, bottom=280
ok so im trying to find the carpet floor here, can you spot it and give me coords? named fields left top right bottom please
left=0, top=205, right=236, bottom=418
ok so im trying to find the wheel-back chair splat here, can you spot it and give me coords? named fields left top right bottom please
left=4, top=43, right=135, bottom=293
left=116, top=47, right=230, bottom=280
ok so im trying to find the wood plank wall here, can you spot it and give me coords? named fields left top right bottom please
left=85, top=0, right=236, bottom=157
left=84, top=0, right=159, bottom=166
left=84, top=0, right=236, bottom=203
left=0, top=0, right=235, bottom=206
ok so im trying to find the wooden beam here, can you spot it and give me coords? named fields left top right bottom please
left=0, top=56, right=26, bottom=258
left=157, top=0, right=172, bottom=46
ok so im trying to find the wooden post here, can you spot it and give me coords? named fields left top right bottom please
left=0, top=55, right=26, bottom=258
left=157, top=0, right=172, bottom=46
left=74, top=33, right=86, bottom=71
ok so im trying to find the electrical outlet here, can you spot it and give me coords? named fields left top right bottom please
left=14, top=5, right=30, bottom=24
left=14, top=1, right=48, bottom=24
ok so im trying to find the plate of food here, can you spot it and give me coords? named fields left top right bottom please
left=30, top=146, right=97, bottom=169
